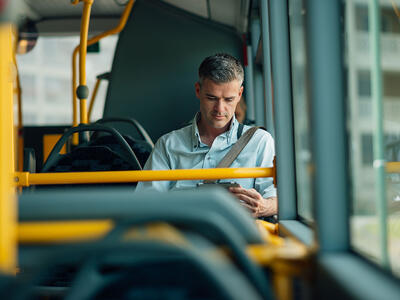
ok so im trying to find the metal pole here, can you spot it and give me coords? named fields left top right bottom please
left=269, top=0, right=297, bottom=220
left=260, top=0, right=275, bottom=137
left=0, top=24, right=17, bottom=274
left=307, top=0, right=349, bottom=251
left=369, top=0, right=389, bottom=268
left=244, top=45, right=256, bottom=123
left=250, top=17, right=260, bottom=58
left=250, top=17, right=264, bottom=126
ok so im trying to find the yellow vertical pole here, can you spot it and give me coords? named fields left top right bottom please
left=87, top=77, right=101, bottom=122
left=72, top=47, right=79, bottom=145
left=0, top=23, right=17, bottom=274
left=71, top=0, right=135, bottom=134
left=77, top=0, right=94, bottom=125
left=13, top=52, right=23, bottom=172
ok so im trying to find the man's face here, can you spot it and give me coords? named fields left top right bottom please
left=195, top=78, right=243, bottom=130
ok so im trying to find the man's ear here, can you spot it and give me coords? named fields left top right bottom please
left=195, top=82, right=201, bottom=99
left=239, top=86, right=244, bottom=98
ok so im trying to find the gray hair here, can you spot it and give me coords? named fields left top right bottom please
left=198, top=53, right=244, bottom=86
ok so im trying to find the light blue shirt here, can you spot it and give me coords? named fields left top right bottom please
left=136, top=114, right=276, bottom=198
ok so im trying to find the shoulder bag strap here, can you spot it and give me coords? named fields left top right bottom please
left=203, top=126, right=261, bottom=184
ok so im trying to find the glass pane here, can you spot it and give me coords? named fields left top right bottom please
left=17, top=35, right=118, bottom=125
left=288, top=0, right=313, bottom=222
left=346, top=0, right=400, bottom=276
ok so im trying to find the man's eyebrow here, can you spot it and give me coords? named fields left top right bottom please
left=204, top=94, right=236, bottom=99
left=205, top=93, right=217, bottom=98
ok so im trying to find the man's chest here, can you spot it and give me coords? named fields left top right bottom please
left=168, top=139, right=259, bottom=170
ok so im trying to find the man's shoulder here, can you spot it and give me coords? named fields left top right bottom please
left=242, top=125, right=273, bottom=141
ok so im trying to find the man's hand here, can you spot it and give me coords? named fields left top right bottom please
left=229, top=186, right=277, bottom=218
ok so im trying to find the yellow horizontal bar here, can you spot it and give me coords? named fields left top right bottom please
left=18, top=221, right=310, bottom=273
left=386, top=162, right=400, bottom=173
left=15, top=167, right=274, bottom=187
left=256, top=219, right=279, bottom=235
left=18, top=220, right=113, bottom=243
left=18, top=221, right=282, bottom=251
left=247, top=242, right=309, bottom=267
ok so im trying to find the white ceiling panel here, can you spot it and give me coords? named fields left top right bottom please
left=208, top=0, right=248, bottom=32
left=23, top=0, right=124, bottom=19
left=209, top=0, right=238, bottom=27
left=20, top=0, right=249, bottom=33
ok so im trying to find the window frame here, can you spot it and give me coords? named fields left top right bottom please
left=257, top=0, right=400, bottom=297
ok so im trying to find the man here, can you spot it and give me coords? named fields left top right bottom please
left=136, top=53, right=277, bottom=218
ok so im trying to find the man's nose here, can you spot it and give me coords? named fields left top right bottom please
left=214, top=100, right=224, bottom=112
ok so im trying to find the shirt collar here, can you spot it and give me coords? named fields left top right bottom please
left=191, top=112, right=202, bottom=150
left=191, top=112, right=239, bottom=150
left=226, top=115, right=239, bottom=145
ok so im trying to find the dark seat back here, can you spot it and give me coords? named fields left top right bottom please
left=88, top=135, right=152, bottom=168
left=41, top=124, right=142, bottom=173
left=46, top=145, right=136, bottom=172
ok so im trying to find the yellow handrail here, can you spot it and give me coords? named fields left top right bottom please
left=14, top=167, right=274, bottom=187
left=391, top=0, right=400, bottom=19
left=76, top=0, right=94, bottom=126
left=72, top=0, right=135, bottom=143
left=0, top=24, right=17, bottom=274
left=19, top=220, right=113, bottom=243
left=18, top=221, right=188, bottom=245
left=87, top=77, right=101, bottom=122
left=12, top=42, right=23, bottom=172
left=386, top=161, right=400, bottom=173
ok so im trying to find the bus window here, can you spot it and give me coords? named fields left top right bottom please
left=288, top=0, right=313, bottom=222
left=346, top=0, right=400, bottom=276
left=17, top=35, right=118, bottom=125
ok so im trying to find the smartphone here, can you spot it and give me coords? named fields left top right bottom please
left=196, top=181, right=240, bottom=189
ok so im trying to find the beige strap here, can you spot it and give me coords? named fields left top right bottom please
left=203, top=126, right=260, bottom=184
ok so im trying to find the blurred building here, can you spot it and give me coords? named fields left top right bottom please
left=17, top=35, right=118, bottom=125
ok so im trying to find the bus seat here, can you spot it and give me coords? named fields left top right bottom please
left=93, top=117, right=154, bottom=148
left=91, top=117, right=154, bottom=167
left=66, top=239, right=266, bottom=300
left=0, top=274, right=35, bottom=300
left=18, top=238, right=267, bottom=300
left=100, top=208, right=271, bottom=298
left=88, top=134, right=152, bottom=169
left=46, top=145, right=136, bottom=172
left=41, top=124, right=141, bottom=173
left=19, top=188, right=263, bottom=245
left=19, top=188, right=273, bottom=299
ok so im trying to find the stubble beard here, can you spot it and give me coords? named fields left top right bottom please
left=209, top=112, right=231, bottom=129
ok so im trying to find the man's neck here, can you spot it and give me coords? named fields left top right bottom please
left=197, top=117, right=232, bottom=147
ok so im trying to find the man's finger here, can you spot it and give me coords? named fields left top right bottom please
left=230, top=187, right=259, bottom=198
left=239, top=202, right=256, bottom=213
left=237, top=193, right=258, bottom=207
left=229, top=187, right=243, bottom=194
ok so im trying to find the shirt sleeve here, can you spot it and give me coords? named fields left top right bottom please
left=135, top=135, right=171, bottom=192
left=254, top=130, right=277, bottom=199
